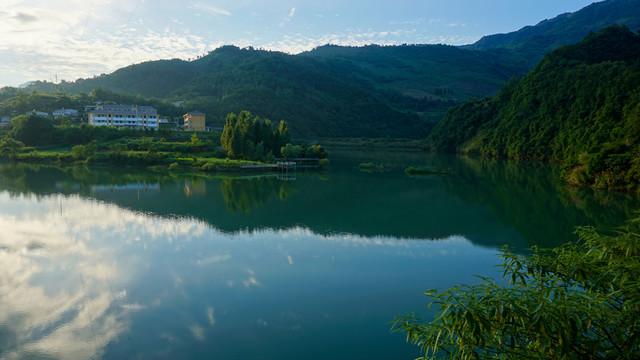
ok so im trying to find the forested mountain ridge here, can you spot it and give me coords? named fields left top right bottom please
left=177, top=47, right=429, bottom=137
left=465, top=0, right=640, bottom=68
left=15, top=0, right=640, bottom=138
left=429, top=25, right=640, bottom=190
left=301, top=44, right=526, bottom=102
left=22, top=44, right=525, bottom=138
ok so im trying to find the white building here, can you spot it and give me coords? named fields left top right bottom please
left=0, top=116, right=10, bottom=126
left=87, top=104, right=158, bottom=130
left=26, top=110, right=49, bottom=117
left=53, top=108, right=79, bottom=119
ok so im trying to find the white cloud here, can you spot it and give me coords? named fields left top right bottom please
left=279, top=6, right=297, bottom=27
left=0, top=0, right=484, bottom=87
left=190, top=3, right=231, bottom=16
left=0, top=0, right=213, bottom=86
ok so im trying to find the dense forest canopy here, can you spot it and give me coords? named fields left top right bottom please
left=429, top=25, right=640, bottom=190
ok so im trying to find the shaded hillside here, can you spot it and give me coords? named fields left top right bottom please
left=28, top=59, right=198, bottom=99
left=430, top=25, right=640, bottom=190
left=302, top=44, right=526, bottom=103
left=23, top=44, right=529, bottom=138
left=26, top=46, right=428, bottom=138
left=465, top=0, right=640, bottom=68
left=171, top=47, right=426, bottom=138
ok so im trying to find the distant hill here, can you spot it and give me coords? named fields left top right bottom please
left=25, top=45, right=525, bottom=138
left=429, top=25, right=640, bottom=189
left=465, top=0, right=640, bottom=68
left=20, top=0, right=640, bottom=138
left=172, top=47, right=428, bottom=138
left=301, top=43, right=526, bottom=107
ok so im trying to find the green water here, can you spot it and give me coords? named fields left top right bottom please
left=0, top=151, right=638, bottom=359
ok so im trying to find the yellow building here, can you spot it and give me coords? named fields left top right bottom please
left=183, top=111, right=206, bottom=131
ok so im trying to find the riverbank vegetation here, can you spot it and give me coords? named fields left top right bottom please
left=404, top=166, right=453, bottom=176
left=358, top=162, right=394, bottom=173
left=0, top=111, right=328, bottom=173
left=394, top=214, right=640, bottom=359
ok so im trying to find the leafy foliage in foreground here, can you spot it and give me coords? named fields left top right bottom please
left=429, top=25, right=640, bottom=190
left=393, top=216, right=640, bottom=359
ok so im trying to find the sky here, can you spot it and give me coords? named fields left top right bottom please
left=0, top=0, right=598, bottom=88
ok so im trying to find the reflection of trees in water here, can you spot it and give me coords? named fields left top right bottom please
left=0, top=162, right=30, bottom=195
left=221, top=177, right=298, bottom=213
left=437, top=156, right=640, bottom=248
left=0, top=162, right=176, bottom=197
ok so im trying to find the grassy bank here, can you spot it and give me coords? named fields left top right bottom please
left=11, top=148, right=261, bottom=173
left=319, top=137, right=429, bottom=151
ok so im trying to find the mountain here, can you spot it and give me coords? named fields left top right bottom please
left=301, top=44, right=526, bottom=111
left=175, top=47, right=428, bottom=138
left=429, top=25, right=640, bottom=189
left=19, top=0, right=640, bottom=138
left=465, top=0, right=640, bottom=68
left=25, top=44, right=525, bottom=138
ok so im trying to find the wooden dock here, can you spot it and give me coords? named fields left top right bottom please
left=240, top=161, right=296, bottom=173
left=239, top=158, right=323, bottom=178
left=273, top=158, right=321, bottom=168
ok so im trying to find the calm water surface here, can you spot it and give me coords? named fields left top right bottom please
left=1, top=151, right=638, bottom=359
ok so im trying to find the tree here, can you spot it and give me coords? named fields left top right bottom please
left=393, top=218, right=640, bottom=359
left=71, top=140, right=98, bottom=160
left=276, top=120, right=290, bottom=152
left=304, top=144, right=328, bottom=159
left=280, top=143, right=302, bottom=160
left=190, top=133, right=203, bottom=153
left=221, top=112, right=237, bottom=157
left=9, top=114, right=54, bottom=146
left=0, top=137, right=25, bottom=159
left=220, top=111, right=292, bottom=160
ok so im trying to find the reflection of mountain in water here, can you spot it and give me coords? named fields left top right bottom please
left=0, top=155, right=638, bottom=250
left=431, top=156, right=640, bottom=247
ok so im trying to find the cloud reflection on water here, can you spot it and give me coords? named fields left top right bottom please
left=0, top=191, right=480, bottom=359
left=0, top=192, right=209, bottom=359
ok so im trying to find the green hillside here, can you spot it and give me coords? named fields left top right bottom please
left=17, top=0, right=640, bottom=139
left=302, top=44, right=526, bottom=103
left=429, top=25, right=640, bottom=190
left=171, top=47, right=428, bottom=138
left=465, top=0, right=640, bottom=68
left=23, top=44, right=526, bottom=138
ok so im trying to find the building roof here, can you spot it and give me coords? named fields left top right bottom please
left=185, top=110, right=205, bottom=116
left=89, top=109, right=157, bottom=115
left=88, top=104, right=157, bottom=115
left=100, top=104, right=156, bottom=111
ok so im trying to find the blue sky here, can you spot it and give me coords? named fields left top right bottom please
left=0, top=0, right=597, bottom=88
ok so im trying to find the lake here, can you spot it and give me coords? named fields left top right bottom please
left=1, top=150, right=638, bottom=359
